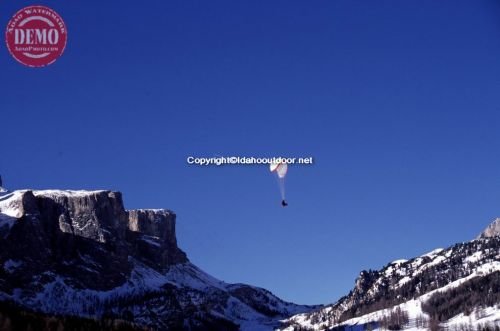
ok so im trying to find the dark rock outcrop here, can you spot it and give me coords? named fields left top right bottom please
left=0, top=190, right=187, bottom=292
left=127, top=209, right=187, bottom=270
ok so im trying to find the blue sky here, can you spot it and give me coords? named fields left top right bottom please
left=2, top=0, right=500, bottom=304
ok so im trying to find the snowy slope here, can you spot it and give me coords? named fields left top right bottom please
left=281, top=262, right=500, bottom=331
left=279, top=232, right=500, bottom=331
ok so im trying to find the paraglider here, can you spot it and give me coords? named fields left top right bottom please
left=270, top=162, right=288, bottom=207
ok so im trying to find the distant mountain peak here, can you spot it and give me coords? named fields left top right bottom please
left=478, top=217, right=500, bottom=239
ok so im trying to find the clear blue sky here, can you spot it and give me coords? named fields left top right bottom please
left=2, top=0, right=500, bottom=305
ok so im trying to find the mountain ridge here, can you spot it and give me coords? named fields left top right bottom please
left=280, top=219, right=500, bottom=331
left=0, top=189, right=316, bottom=330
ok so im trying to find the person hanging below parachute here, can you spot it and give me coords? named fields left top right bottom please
left=270, top=162, right=288, bottom=207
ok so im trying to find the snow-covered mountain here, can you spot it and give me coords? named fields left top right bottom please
left=1, top=189, right=499, bottom=330
left=280, top=220, right=500, bottom=331
left=0, top=190, right=315, bottom=330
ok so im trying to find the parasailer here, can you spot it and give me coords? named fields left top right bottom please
left=270, top=162, right=288, bottom=207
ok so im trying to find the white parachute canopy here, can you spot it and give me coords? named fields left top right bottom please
left=270, top=162, right=288, bottom=200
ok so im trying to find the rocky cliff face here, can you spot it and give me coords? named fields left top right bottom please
left=0, top=190, right=187, bottom=292
left=127, top=209, right=186, bottom=269
left=478, top=218, right=500, bottom=239
left=0, top=190, right=313, bottom=330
